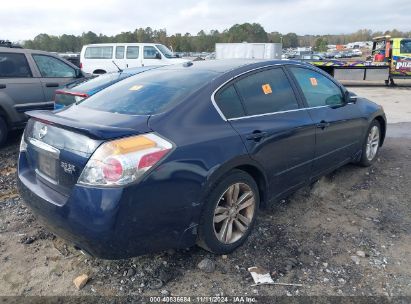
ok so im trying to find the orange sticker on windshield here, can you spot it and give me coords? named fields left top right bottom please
left=129, top=85, right=143, bottom=91
left=310, top=78, right=318, bottom=86
left=262, top=84, right=272, bottom=94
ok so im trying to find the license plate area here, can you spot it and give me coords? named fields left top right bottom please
left=37, top=152, right=58, bottom=181
left=29, top=137, right=60, bottom=183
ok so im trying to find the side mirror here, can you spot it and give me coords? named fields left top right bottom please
left=75, top=68, right=83, bottom=78
left=155, top=52, right=162, bottom=60
left=344, top=90, right=357, bottom=104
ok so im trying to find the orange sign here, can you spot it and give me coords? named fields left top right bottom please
left=262, top=84, right=272, bottom=94
left=310, top=78, right=318, bottom=86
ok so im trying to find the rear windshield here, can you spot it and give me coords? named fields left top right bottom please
left=71, top=73, right=130, bottom=92
left=78, top=68, right=218, bottom=115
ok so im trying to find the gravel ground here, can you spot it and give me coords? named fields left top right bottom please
left=0, top=91, right=410, bottom=297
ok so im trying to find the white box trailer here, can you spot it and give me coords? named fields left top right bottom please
left=215, top=43, right=282, bottom=60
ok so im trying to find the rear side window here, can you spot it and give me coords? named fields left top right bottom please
left=289, top=67, right=343, bottom=107
left=0, top=53, right=31, bottom=78
left=235, top=68, right=299, bottom=116
left=215, top=85, right=245, bottom=119
left=116, top=46, right=125, bottom=59
left=79, top=69, right=218, bottom=115
left=85, top=47, right=113, bottom=59
left=32, top=55, right=76, bottom=78
left=126, top=46, right=139, bottom=59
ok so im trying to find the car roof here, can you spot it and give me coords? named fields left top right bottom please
left=0, top=47, right=60, bottom=55
left=156, top=59, right=306, bottom=74
left=83, top=43, right=162, bottom=47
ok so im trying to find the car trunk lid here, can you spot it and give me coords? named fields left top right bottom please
left=23, top=108, right=152, bottom=197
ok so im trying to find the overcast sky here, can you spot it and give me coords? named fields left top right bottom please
left=2, top=0, right=410, bottom=41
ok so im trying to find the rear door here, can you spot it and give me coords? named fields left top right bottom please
left=288, top=66, right=364, bottom=177
left=142, top=46, right=163, bottom=67
left=0, top=52, right=45, bottom=112
left=215, top=67, right=316, bottom=197
left=31, top=54, right=77, bottom=101
left=113, top=45, right=127, bottom=69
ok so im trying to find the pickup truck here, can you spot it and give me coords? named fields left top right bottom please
left=0, top=46, right=85, bottom=146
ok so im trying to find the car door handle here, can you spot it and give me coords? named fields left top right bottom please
left=316, top=120, right=330, bottom=129
left=246, top=131, right=268, bottom=141
left=45, top=83, right=59, bottom=88
left=0, top=84, right=6, bottom=89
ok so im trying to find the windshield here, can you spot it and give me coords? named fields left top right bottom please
left=78, top=68, right=218, bottom=115
left=156, top=44, right=175, bottom=58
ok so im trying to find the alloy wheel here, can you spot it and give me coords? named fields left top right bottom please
left=213, top=183, right=256, bottom=244
left=366, top=125, right=380, bottom=161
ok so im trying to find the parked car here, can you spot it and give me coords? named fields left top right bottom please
left=351, top=49, right=363, bottom=57
left=297, top=54, right=325, bottom=60
left=80, top=43, right=189, bottom=74
left=54, top=66, right=160, bottom=109
left=0, top=46, right=84, bottom=146
left=18, top=60, right=386, bottom=259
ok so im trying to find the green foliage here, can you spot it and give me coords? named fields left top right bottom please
left=21, top=24, right=411, bottom=53
left=314, top=37, right=328, bottom=52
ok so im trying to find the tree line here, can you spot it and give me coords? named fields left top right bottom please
left=22, top=23, right=411, bottom=53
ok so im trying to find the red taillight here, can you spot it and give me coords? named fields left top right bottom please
left=103, top=158, right=123, bottom=182
left=79, top=134, right=173, bottom=186
left=80, top=62, right=83, bottom=69
left=138, top=149, right=170, bottom=170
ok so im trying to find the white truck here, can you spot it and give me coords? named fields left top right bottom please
left=80, top=43, right=189, bottom=74
left=215, top=43, right=282, bottom=60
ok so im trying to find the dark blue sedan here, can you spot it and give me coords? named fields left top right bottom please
left=17, top=60, right=386, bottom=259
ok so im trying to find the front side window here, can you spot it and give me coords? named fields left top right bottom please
left=215, top=85, right=245, bottom=119
left=400, top=39, right=411, bottom=54
left=0, top=53, right=31, bottom=78
left=84, top=47, right=113, bottom=59
left=126, top=46, right=139, bottom=59
left=289, top=67, right=343, bottom=107
left=235, top=68, right=299, bottom=116
left=116, top=46, right=125, bottom=59
left=144, top=46, right=160, bottom=59
left=32, top=55, right=75, bottom=78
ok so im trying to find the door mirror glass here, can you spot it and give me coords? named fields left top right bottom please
left=155, top=52, right=162, bottom=59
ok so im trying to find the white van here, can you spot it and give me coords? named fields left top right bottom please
left=80, top=43, right=189, bottom=74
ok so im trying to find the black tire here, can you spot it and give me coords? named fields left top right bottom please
left=0, top=116, right=8, bottom=147
left=197, top=169, right=260, bottom=254
left=358, top=120, right=381, bottom=167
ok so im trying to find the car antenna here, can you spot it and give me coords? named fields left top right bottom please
left=112, top=60, right=123, bottom=72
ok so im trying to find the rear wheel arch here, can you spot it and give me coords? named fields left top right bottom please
left=202, top=159, right=269, bottom=210
left=0, top=105, right=10, bottom=123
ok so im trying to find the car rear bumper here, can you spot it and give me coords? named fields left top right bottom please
left=17, top=152, right=200, bottom=259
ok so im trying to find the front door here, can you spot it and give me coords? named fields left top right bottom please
left=288, top=66, right=365, bottom=177
left=142, top=46, right=163, bottom=67
left=31, top=54, right=77, bottom=101
left=214, top=67, right=316, bottom=197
